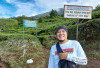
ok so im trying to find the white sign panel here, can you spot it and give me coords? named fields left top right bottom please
left=64, top=5, right=92, bottom=19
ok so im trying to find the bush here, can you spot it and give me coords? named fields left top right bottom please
left=89, top=51, right=100, bottom=59
left=0, top=35, right=8, bottom=41
left=92, top=10, right=100, bottom=19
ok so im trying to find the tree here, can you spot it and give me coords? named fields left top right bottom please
left=50, top=9, right=58, bottom=18
left=38, top=17, right=43, bottom=23
left=94, top=5, right=100, bottom=11
left=12, top=15, right=33, bottom=26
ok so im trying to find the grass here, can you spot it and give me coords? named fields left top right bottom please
left=0, top=12, right=100, bottom=68
left=85, top=41, right=100, bottom=59
left=85, top=41, right=100, bottom=50
left=0, top=39, right=46, bottom=68
left=0, top=32, right=36, bottom=40
left=88, top=51, right=100, bottom=59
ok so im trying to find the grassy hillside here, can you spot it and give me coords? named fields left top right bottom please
left=0, top=6, right=100, bottom=68
left=0, top=18, right=36, bottom=41
left=36, top=16, right=100, bottom=49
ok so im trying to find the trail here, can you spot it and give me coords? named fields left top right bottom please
left=44, top=48, right=100, bottom=68
left=0, top=47, right=100, bottom=68
left=84, top=57, right=100, bottom=68
left=0, top=58, right=10, bottom=68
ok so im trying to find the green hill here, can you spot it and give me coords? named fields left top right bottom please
left=0, top=7, right=100, bottom=48
left=0, top=5, right=100, bottom=68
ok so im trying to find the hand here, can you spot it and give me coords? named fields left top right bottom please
left=59, top=52, right=68, bottom=60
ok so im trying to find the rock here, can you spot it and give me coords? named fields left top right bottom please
left=26, top=59, right=33, bottom=64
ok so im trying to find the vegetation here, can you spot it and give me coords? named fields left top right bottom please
left=0, top=6, right=100, bottom=68
left=50, top=9, right=58, bottom=18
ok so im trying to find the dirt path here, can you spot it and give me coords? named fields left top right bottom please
left=0, top=48, right=100, bottom=68
left=45, top=49, right=100, bottom=68
left=44, top=48, right=50, bottom=68
left=0, top=58, right=10, bottom=68
left=84, top=57, right=100, bottom=68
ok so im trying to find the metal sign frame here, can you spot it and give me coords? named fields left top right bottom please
left=64, top=5, right=92, bottom=40
left=64, top=5, right=92, bottom=19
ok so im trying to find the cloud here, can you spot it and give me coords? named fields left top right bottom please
left=15, top=2, right=35, bottom=16
left=6, top=0, right=12, bottom=3
left=35, top=0, right=66, bottom=12
left=0, top=5, right=12, bottom=18
left=0, top=15, right=11, bottom=18
left=6, top=0, right=37, bottom=17
left=2, top=0, right=100, bottom=18
left=35, top=0, right=100, bottom=12
left=6, top=0, right=65, bottom=17
left=6, top=0, right=16, bottom=3
left=65, top=0, right=100, bottom=9
left=0, top=6, right=6, bottom=15
left=83, top=0, right=100, bottom=9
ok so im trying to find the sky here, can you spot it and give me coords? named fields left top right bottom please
left=0, top=0, right=100, bottom=18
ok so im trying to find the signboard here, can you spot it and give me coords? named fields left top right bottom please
left=24, top=20, right=37, bottom=28
left=64, top=5, right=92, bottom=19
left=22, top=20, right=38, bottom=57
